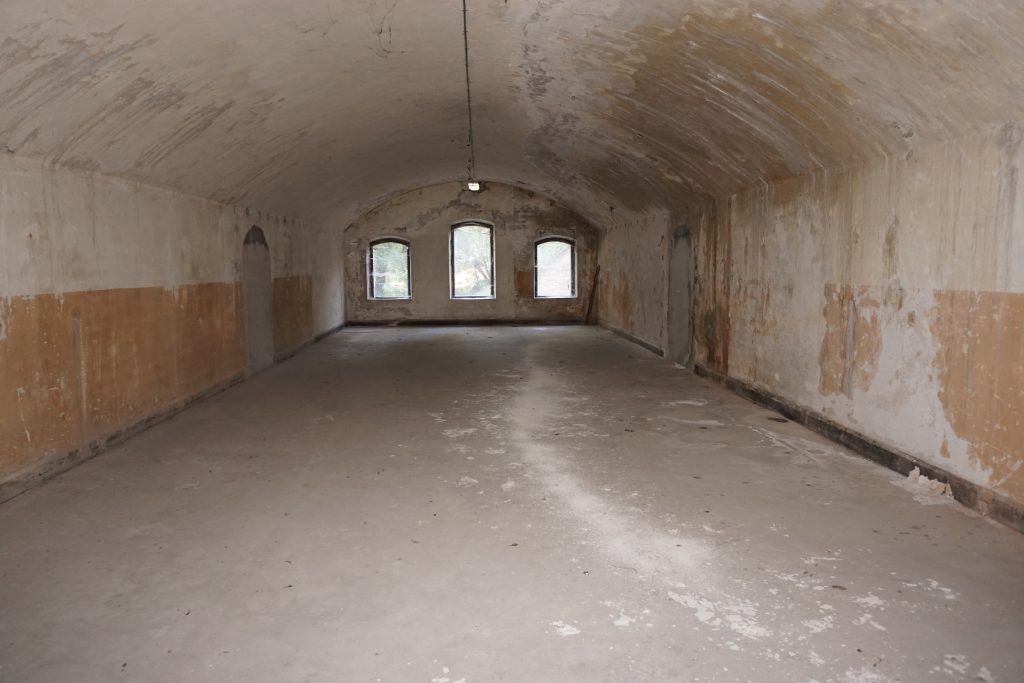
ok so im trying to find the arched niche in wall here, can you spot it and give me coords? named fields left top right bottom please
left=668, top=224, right=694, bottom=367
left=242, top=225, right=274, bottom=373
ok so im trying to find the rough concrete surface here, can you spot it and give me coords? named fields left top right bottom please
left=5, top=1, right=1024, bottom=225
left=1, top=326, right=1021, bottom=683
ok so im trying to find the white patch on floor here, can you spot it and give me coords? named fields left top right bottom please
left=666, top=399, right=709, bottom=407
left=455, top=476, right=479, bottom=487
left=500, top=478, right=516, bottom=491
left=840, top=666, right=895, bottom=682
left=443, top=428, right=478, bottom=438
left=550, top=621, right=581, bottom=637
left=801, top=615, right=834, bottom=635
left=899, top=577, right=960, bottom=601
left=747, top=426, right=839, bottom=466
left=855, top=594, right=885, bottom=608
left=667, top=592, right=769, bottom=640
left=666, top=417, right=726, bottom=427
left=893, top=467, right=955, bottom=505
left=943, top=654, right=970, bottom=674
left=975, top=665, right=995, bottom=683
left=613, top=612, right=635, bottom=627
left=853, top=613, right=887, bottom=631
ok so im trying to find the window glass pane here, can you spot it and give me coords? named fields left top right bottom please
left=451, top=224, right=494, bottom=298
left=536, top=240, right=574, bottom=298
left=370, top=241, right=410, bottom=298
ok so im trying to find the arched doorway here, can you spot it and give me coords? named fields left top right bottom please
left=668, top=224, right=694, bottom=367
left=242, top=225, right=274, bottom=373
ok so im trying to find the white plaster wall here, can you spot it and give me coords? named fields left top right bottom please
left=0, top=153, right=345, bottom=337
left=712, top=126, right=1024, bottom=502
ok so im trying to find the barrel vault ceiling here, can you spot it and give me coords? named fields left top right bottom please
left=2, top=0, right=1023, bottom=225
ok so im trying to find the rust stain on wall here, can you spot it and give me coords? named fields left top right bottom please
left=272, top=275, right=314, bottom=354
left=930, top=290, right=1024, bottom=500
left=578, top=11, right=864, bottom=206
left=597, top=270, right=635, bottom=336
left=693, top=200, right=730, bottom=373
left=0, top=283, right=245, bottom=481
left=818, top=284, right=883, bottom=396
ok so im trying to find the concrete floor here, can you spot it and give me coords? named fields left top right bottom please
left=1, top=326, right=1022, bottom=683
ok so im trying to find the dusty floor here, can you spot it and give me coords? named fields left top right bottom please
left=1, top=326, right=1022, bottom=683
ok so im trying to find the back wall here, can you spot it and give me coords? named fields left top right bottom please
left=344, top=182, right=599, bottom=323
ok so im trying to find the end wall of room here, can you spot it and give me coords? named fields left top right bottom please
left=344, top=182, right=599, bottom=323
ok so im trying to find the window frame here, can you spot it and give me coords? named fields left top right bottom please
left=366, top=237, right=412, bottom=301
left=534, top=236, right=577, bottom=299
left=449, top=221, right=496, bottom=300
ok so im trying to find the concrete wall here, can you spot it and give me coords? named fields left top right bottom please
left=0, top=154, right=344, bottom=493
left=598, top=208, right=700, bottom=358
left=693, top=125, right=1024, bottom=509
left=344, top=182, right=598, bottom=323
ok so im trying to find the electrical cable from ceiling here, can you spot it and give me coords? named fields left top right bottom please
left=461, top=0, right=479, bottom=189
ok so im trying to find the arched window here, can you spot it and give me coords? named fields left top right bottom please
left=450, top=222, right=495, bottom=299
left=535, top=237, right=576, bottom=298
left=367, top=239, right=411, bottom=300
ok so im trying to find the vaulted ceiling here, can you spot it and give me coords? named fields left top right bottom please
left=2, top=0, right=1023, bottom=226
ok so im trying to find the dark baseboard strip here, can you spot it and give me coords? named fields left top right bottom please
left=0, top=372, right=244, bottom=505
left=314, top=322, right=346, bottom=343
left=694, top=363, right=1023, bottom=534
left=598, top=321, right=665, bottom=357
left=274, top=322, right=347, bottom=363
left=345, top=319, right=586, bottom=327
left=0, top=321, right=348, bottom=506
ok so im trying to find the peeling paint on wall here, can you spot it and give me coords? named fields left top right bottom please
left=0, top=283, right=244, bottom=480
left=931, top=290, right=1024, bottom=500
left=0, top=156, right=345, bottom=489
left=695, top=128, right=1024, bottom=508
left=818, top=284, right=882, bottom=397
